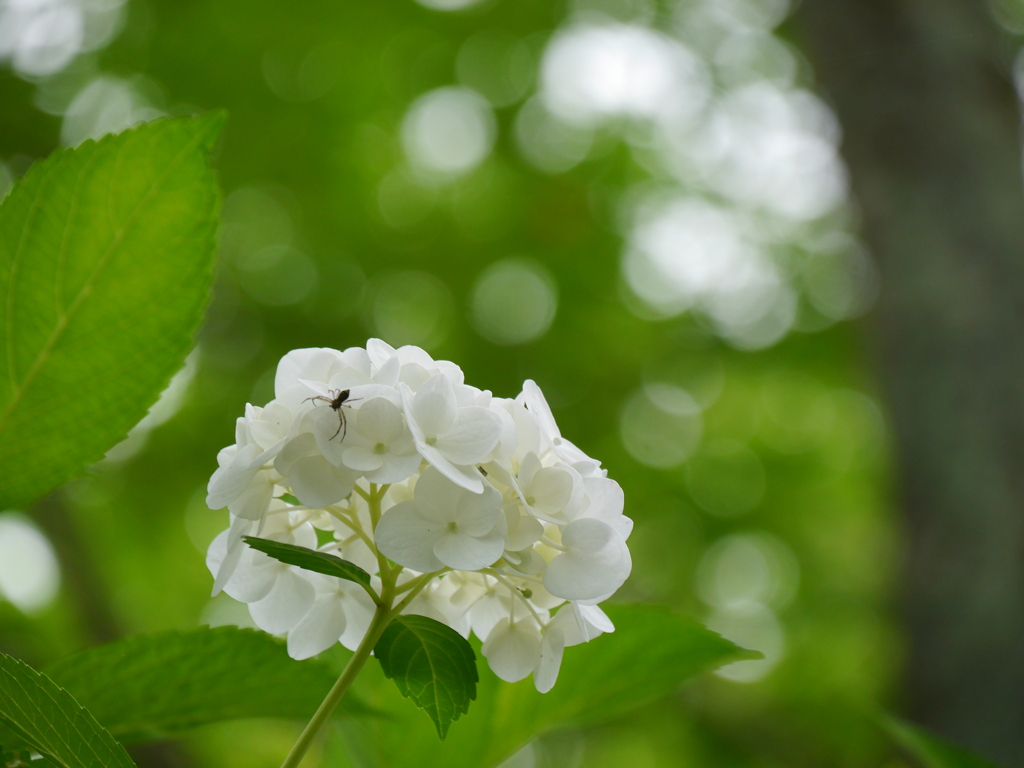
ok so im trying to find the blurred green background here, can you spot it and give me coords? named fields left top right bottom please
left=3, top=0, right=1023, bottom=765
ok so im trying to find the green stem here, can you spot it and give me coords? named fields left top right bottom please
left=279, top=482, right=404, bottom=768
left=279, top=598, right=392, bottom=768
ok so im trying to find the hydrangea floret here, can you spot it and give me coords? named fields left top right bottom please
left=206, top=340, right=632, bottom=722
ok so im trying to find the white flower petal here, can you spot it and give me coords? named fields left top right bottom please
left=287, top=596, right=347, bottom=660
left=209, top=515, right=255, bottom=594
left=375, top=501, right=445, bottom=572
left=579, top=603, right=614, bottom=634
left=313, top=408, right=349, bottom=467
left=530, top=467, right=574, bottom=516
left=339, top=587, right=379, bottom=651
left=411, top=375, right=458, bottom=437
left=402, top=385, right=483, bottom=493
left=543, top=518, right=631, bottom=601
left=366, top=338, right=398, bottom=369
left=432, top=529, right=504, bottom=571
left=365, top=451, right=422, bottom=485
left=434, top=407, right=502, bottom=466
left=504, top=506, right=544, bottom=551
left=372, top=354, right=401, bottom=388
left=357, top=397, right=405, bottom=443
left=227, top=471, right=274, bottom=521
left=276, top=348, right=344, bottom=399
left=289, top=455, right=357, bottom=508
left=224, top=556, right=278, bottom=603
left=580, top=477, right=625, bottom=526
left=249, top=569, right=315, bottom=634
left=518, top=452, right=542, bottom=489
left=206, top=444, right=262, bottom=508
left=342, top=446, right=384, bottom=473
left=482, top=619, right=542, bottom=683
left=534, top=628, right=565, bottom=693
left=274, top=432, right=318, bottom=476
left=412, top=466, right=468, bottom=521
left=522, top=379, right=561, bottom=442
left=454, top=483, right=503, bottom=536
left=469, top=591, right=512, bottom=640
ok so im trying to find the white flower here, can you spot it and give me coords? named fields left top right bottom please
left=326, top=397, right=421, bottom=484
left=482, top=618, right=542, bottom=682
left=400, top=375, right=501, bottom=493
left=481, top=617, right=565, bottom=693
left=578, top=475, right=633, bottom=539
left=206, top=442, right=277, bottom=521
left=275, top=430, right=360, bottom=508
left=287, top=572, right=378, bottom=659
left=403, top=575, right=473, bottom=638
left=204, top=341, right=633, bottom=692
left=500, top=503, right=544, bottom=552
left=521, top=379, right=604, bottom=476
left=207, top=512, right=318, bottom=634
left=511, top=452, right=580, bottom=525
left=543, top=517, right=632, bottom=601
left=367, top=339, right=464, bottom=391
left=375, top=466, right=504, bottom=572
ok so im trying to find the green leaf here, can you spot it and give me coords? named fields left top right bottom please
left=44, top=626, right=371, bottom=743
left=0, top=651, right=136, bottom=768
left=243, top=536, right=373, bottom=589
left=883, top=716, right=1001, bottom=768
left=374, top=614, right=478, bottom=740
left=347, top=603, right=755, bottom=767
left=0, top=114, right=224, bottom=509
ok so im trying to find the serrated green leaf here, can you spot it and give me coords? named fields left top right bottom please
left=0, top=652, right=136, bottom=768
left=883, top=716, right=1001, bottom=768
left=44, top=626, right=371, bottom=743
left=374, top=615, right=478, bottom=740
left=345, top=603, right=756, bottom=767
left=0, top=114, right=224, bottom=509
left=243, top=536, right=373, bottom=589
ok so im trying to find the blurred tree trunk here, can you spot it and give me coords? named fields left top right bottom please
left=799, top=1, right=1024, bottom=763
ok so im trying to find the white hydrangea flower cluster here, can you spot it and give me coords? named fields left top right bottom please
left=206, top=340, right=632, bottom=693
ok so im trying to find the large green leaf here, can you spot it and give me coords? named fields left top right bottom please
left=44, top=626, right=370, bottom=743
left=883, top=716, right=1001, bottom=768
left=374, top=615, right=478, bottom=740
left=243, top=536, right=374, bottom=589
left=0, top=651, right=136, bottom=768
left=0, top=114, right=224, bottom=509
left=342, top=603, right=758, bottom=768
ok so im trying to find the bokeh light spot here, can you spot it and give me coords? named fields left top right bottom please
left=685, top=438, right=765, bottom=517
left=513, top=95, right=593, bottom=174
left=413, top=0, right=487, bottom=10
left=620, top=384, right=702, bottom=467
left=401, top=86, right=496, bottom=181
left=470, top=258, right=558, bottom=346
left=364, top=270, right=455, bottom=351
left=60, top=75, right=164, bottom=146
left=377, top=167, right=437, bottom=229
left=221, top=186, right=295, bottom=267
left=0, top=513, right=60, bottom=613
left=236, top=246, right=318, bottom=307
left=707, top=603, right=785, bottom=683
left=540, top=23, right=708, bottom=127
left=456, top=29, right=533, bottom=108
left=696, top=531, right=800, bottom=610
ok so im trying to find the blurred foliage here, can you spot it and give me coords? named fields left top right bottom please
left=0, top=0, right=904, bottom=766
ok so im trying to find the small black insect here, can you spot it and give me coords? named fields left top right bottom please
left=304, top=388, right=360, bottom=441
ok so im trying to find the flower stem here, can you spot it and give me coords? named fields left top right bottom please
left=279, top=483, right=406, bottom=768
left=278, top=592, right=393, bottom=768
